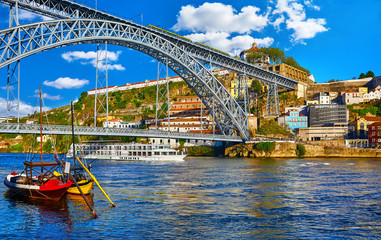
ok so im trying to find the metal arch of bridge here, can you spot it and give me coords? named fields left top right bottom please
left=0, top=123, right=243, bottom=142
left=0, top=0, right=299, bottom=90
left=0, top=19, right=249, bottom=140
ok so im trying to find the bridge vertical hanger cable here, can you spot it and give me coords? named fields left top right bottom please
left=6, top=0, right=20, bottom=124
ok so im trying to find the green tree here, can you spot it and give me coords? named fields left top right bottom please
left=283, top=56, right=310, bottom=74
left=80, top=91, right=88, bottom=100
left=250, top=79, right=263, bottom=94
left=359, top=73, right=366, bottom=79
left=246, top=47, right=285, bottom=64
left=328, top=79, right=335, bottom=83
left=366, top=71, right=375, bottom=78
left=43, top=139, right=52, bottom=153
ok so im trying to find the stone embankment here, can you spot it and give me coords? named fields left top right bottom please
left=225, top=142, right=381, bottom=158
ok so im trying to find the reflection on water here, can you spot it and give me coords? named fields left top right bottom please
left=1, top=155, right=381, bottom=238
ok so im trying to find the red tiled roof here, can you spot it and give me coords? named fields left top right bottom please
left=363, top=116, right=381, bottom=122
left=88, top=85, right=118, bottom=92
left=170, top=108, right=207, bottom=112
left=173, top=101, right=202, bottom=105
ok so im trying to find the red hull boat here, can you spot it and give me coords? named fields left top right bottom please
left=4, top=161, right=72, bottom=201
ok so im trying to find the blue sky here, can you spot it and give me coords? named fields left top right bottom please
left=0, top=0, right=380, bottom=116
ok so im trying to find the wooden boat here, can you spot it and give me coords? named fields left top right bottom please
left=67, top=100, right=93, bottom=195
left=67, top=177, right=93, bottom=194
left=4, top=161, right=72, bottom=200
left=3, top=87, right=72, bottom=201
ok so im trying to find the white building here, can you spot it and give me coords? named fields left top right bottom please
left=103, top=118, right=142, bottom=129
left=313, top=92, right=330, bottom=104
left=88, top=85, right=119, bottom=96
left=308, top=74, right=315, bottom=83
left=87, top=69, right=227, bottom=96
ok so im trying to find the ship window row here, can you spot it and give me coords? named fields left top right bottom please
left=78, top=145, right=153, bottom=151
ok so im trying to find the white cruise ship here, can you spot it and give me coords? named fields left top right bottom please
left=66, top=142, right=186, bottom=161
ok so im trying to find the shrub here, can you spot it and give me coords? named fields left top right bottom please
left=11, top=143, right=24, bottom=153
left=187, top=146, right=218, bottom=156
left=255, top=142, right=275, bottom=153
left=296, top=143, right=306, bottom=157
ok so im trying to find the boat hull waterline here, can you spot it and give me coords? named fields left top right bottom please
left=4, top=174, right=72, bottom=201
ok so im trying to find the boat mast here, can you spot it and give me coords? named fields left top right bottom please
left=71, top=100, right=76, bottom=171
left=39, top=86, right=43, bottom=173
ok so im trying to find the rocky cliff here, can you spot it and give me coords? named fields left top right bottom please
left=225, top=142, right=381, bottom=158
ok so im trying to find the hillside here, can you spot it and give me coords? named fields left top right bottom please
left=1, top=73, right=235, bottom=153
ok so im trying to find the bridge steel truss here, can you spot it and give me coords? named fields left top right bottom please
left=0, top=123, right=242, bottom=142
left=0, top=0, right=298, bottom=91
left=0, top=19, right=250, bottom=140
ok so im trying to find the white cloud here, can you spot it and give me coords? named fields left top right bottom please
left=186, top=32, right=273, bottom=55
left=272, top=15, right=285, bottom=30
left=61, top=50, right=125, bottom=71
left=287, top=18, right=327, bottom=41
left=32, top=91, right=62, bottom=100
left=43, top=77, right=89, bottom=89
left=172, top=1, right=327, bottom=51
left=173, top=3, right=269, bottom=34
left=304, top=0, right=320, bottom=11
left=16, top=9, right=53, bottom=21
left=0, top=97, right=51, bottom=117
left=273, top=0, right=328, bottom=41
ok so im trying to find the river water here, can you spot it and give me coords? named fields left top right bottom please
left=0, top=153, right=380, bottom=239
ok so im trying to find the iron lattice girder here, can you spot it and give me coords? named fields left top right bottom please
left=0, top=123, right=243, bottom=142
left=0, top=0, right=298, bottom=90
left=0, top=19, right=249, bottom=140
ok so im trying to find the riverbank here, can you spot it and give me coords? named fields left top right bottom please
left=225, top=142, right=381, bottom=158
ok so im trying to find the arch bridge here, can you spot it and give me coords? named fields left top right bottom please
left=0, top=0, right=298, bottom=142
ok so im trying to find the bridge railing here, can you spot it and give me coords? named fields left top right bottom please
left=0, top=123, right=243, bottom=142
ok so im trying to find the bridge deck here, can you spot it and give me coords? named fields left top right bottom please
left=0, top=124, right=243, bottom=142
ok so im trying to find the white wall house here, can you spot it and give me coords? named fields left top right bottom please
left=87, top=69, right=228, bottom=96
left=342, top=89, right=381, bottom=105
left=313, top=92, right=330, bottom=104
left=103, top=118, right=142, bottom=129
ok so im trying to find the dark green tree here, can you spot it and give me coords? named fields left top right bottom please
left=250, top=79, right=263, bottom=94
left=366, top=71, right=375, bottom=78
left=359, top=73, right=366, bottom=79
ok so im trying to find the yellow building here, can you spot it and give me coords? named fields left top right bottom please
left=263, top=63, right=309, bottom=84
left=349, top=116, right=381, bottom=138
left=262, top=63, right=310, bottom=99
left=230, top=76, right=254, bottom=98
left=97, top=115, right=115, bottom=122
left=306, top=100, right=319, bottom=105
left=359, top=87, right=368, bottom=96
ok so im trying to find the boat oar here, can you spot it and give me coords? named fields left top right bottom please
left=54, top=155, right=98, bottom=218
left=76, top=157, right=116, bottom=207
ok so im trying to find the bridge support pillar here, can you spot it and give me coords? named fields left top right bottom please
left=155, top=58, right=170, bottom=131
left=266, top=83, right=280, bottom=116
left=236, top=73, right=250, bottom=114
left=94, top=42, right=109, bottom=127
left=6, top=1, right=20, bottom=124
